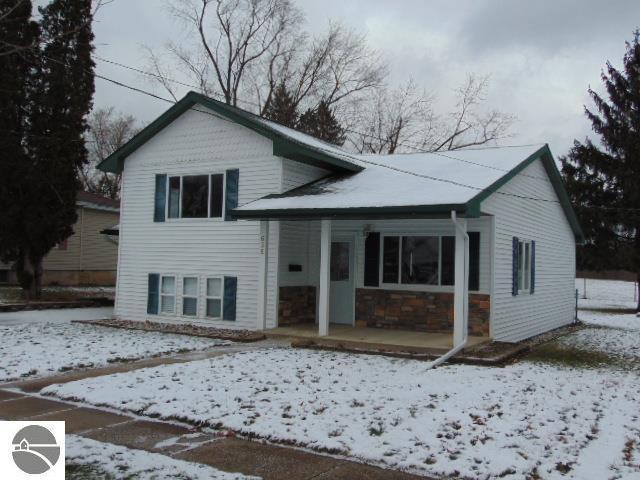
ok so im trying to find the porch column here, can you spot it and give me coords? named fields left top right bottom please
left=453, top=217, right=469, bottom=347
left=318, top=219, right=331, bottom=336
left=256, top=220, right=269, bottom=330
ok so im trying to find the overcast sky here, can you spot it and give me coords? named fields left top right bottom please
left=90, top=0, right=640, bottom=158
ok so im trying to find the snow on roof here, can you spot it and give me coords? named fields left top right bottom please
left=251, top=114, right=366, bottom=168
left=236, top=144, right=546, bottom=213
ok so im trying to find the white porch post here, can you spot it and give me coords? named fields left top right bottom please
left=256, top=220, right=269, bottom=330
left=318, top=219, right=331, bottom=336
left=453, top=216, right=469, bottom=347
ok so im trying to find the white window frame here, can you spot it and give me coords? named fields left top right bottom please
left=518, top=240, right=532, bottom=294
left=379, top=234, right=445, bottom=288
left=205, top=276, right=224, bottom=319
left=159, top=275, right=176, bottom=315
left=166, top=172, right=226, bottom=221
left=182, top=276, right=199, bottom=317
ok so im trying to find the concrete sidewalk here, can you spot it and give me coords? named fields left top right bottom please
left=0, top=388, right=428, bottom=479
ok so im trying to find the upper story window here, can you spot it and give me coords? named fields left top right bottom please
left=167, top=174, right=224, bottom=219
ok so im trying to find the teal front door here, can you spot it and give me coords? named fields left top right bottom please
left=329, top=238, right=354, bottom=325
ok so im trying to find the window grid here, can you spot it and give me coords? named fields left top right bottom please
left=182, top=277, right=199, bottom=316
left=160, top=275, right=176, bottom=314
left=205, top=276, right=224, bottom=319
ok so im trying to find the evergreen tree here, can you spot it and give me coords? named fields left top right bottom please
left=263, top=83, right=298, bottom=127
left=0, top=0, right=38, bottom=288
left=560, top=31, right=640, bottom=312
left=0, top=0, right=95, bottom=298
left=297, top=100, right=346, bottom=146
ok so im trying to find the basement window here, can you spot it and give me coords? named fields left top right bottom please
left=160, top=275, right=176, bottom=314
left=182, top=277, right=199, bottom=316
left=206, top=277, right=223, bottom=319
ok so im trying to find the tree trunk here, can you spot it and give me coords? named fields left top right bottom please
left=18, top=250, right=43, bottom=300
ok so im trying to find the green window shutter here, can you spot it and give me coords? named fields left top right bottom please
left=147, top=273, right=160, bottom=314
left=154, top=174, right=167, bottom=222
left=223, top=276, right=237, bottom=321
left=364, top=232, right=380, bottom=287
left=468, top=232, right=480, bottom=291
left=512, top=236, right=519, bottom=296
left=530, top=240, right=536, bottom=294
left=224, top=169, right=239, bottom=221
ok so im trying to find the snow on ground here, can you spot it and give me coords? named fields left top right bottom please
left=576, top=278, right=638, bottom=310
left=558, top=325, right=640, bottom=362
left=0, top=285, right=115, bottom=304
left=0, top=306, right=113, bottom=326
left=66, top=434, right=257, bottom=479
left=579, top=309, right=640, bottom=330
left=0, top=312, right=230, bottom=382
left=43, top=348, right=640, bottom=479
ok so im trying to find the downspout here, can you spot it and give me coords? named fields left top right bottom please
left=425, top=210, right=469, bottom=369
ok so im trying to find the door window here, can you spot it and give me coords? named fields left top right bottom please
left=330, top=242, right=350, bottom=281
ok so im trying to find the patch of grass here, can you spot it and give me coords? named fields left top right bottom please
left=66, top=464, right=116, bottom=480
left=523, top=342, right=620, bottom=369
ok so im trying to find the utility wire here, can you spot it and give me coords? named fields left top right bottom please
left=87, top=58, right=640, bottom=213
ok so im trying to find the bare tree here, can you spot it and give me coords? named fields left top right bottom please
left=147, top=1, right=386, bottom=115
left=352, top=74, right=515, bottom=154
left=155, top=0, right=302, bottom=106
left=429, top=74, right=515, bottom=152
left=350, top=80, right=435, bottom=154
left=82, top=107, right=138, bottom=199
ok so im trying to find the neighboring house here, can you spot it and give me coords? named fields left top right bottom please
left=98, top=91, right=583, bottom=345
left=0, top=191, right=120, bottom=286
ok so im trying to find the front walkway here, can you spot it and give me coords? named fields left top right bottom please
left=0, top=342, right=429, bottom=480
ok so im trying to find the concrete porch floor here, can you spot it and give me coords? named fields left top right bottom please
left=266, top=323, right=488, bottom=350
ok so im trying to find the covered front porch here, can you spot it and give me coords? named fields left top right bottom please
left=255, top=213, right=493, bottom=352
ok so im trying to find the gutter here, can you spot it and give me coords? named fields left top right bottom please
left=425, top=210, right=469, bottom=369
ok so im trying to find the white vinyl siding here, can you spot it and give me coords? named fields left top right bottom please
left=482, top=157, right=576, bottom=342
left=115, top=107, right=280, bottom=330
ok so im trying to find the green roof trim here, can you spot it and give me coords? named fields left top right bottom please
left=97, top=91, right=363, bottom=175
left=466, top=144, right=584, bottom=243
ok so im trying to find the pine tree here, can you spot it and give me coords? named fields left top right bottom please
left=0, top=0, right=95, bottom=298
left=263, top=83, right=298, bottom=127
left=560, top=31, right=640, bottom=312
left=0, top=1, right=39, bottom=290
left=297, top=100, right=346, bottom=146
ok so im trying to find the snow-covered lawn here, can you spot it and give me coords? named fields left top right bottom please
left=66, top=435, right=257, bottom=479
left=0, top=314, right=230, bottom=382
left=576, top=278, right=638, bottom=310
left=43, top=345, right=640, bottom=479
left=0, top=285, right=115, bottom=304
left=579, top=309, right=640, bottom=330
left=0, top=306, right=112, bottom=326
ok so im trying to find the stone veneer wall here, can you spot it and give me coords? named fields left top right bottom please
left=355, top=288, right=490, bottom=336
left=278, top=286, right=316, bottom=326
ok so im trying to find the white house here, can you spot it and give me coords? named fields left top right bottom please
left=98, top=92, right=583, bottom=348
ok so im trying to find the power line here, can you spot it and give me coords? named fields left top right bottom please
left=95, top=55, right=553, bottom=183
left=89, top=66, right=640, bottom=213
